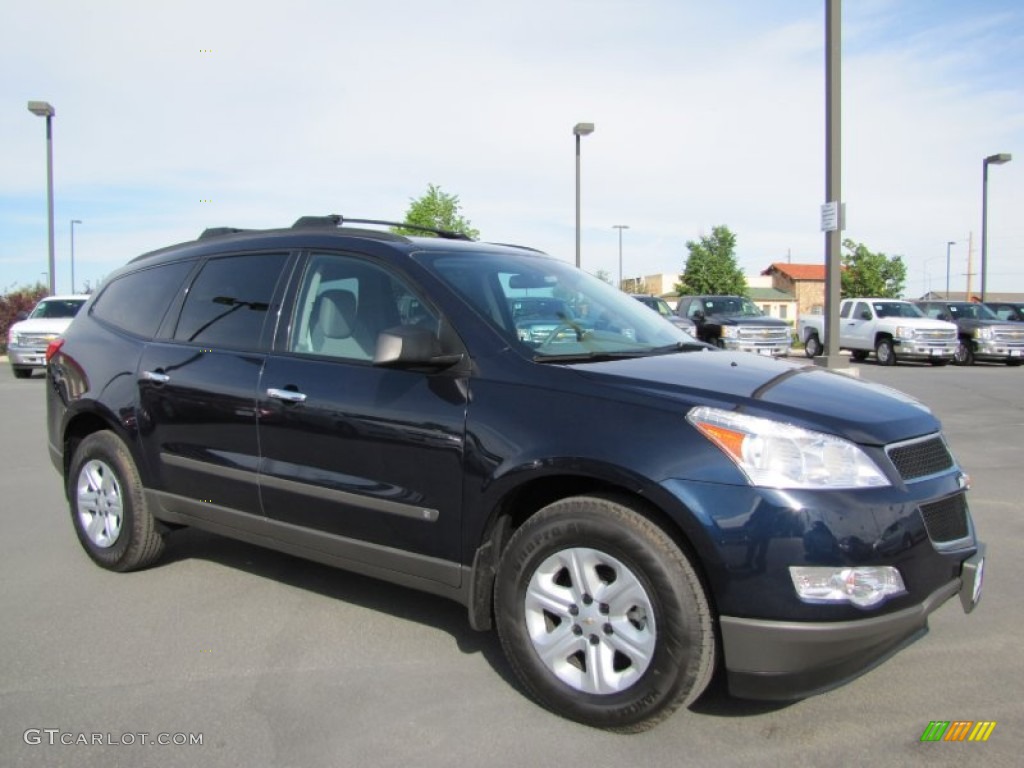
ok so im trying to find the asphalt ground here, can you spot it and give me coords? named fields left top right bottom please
left=1, top=358, right=1022, bottom=767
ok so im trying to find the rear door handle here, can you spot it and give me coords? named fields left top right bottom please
left=267, top=388, right=307, bottom=404
left=141, top=370, right=170, bottom=384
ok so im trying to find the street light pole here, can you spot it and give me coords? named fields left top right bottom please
left=613, top=225, right=629, bottom=289
left=981, top=153, right=1011, bottom=302
left=945, top=240, right=955, bottom=299
left=27, top=100, right=57, bottom=296
left=573, top=122, right=595, bottom=269
left=70, top=219, right=83, bottom=294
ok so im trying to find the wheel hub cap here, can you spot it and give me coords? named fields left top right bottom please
left=76, top=459, right=123, bottom=548
left=523, top=547, right=657, bottom=695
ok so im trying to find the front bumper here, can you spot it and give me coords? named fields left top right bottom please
left=721, top=340, right=791, bottom=357
left=892, top=340, right=956, bottom=360
left=974, top=340, right=1024, bottom=361
left=722, top=546, right=985, bottom=700
left=7, top=344, right=48, bottom=368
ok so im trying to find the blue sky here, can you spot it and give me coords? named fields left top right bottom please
left=2, top=0, right=1021, bottom=297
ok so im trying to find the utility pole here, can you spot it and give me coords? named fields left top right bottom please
left=966, top=231, right=974, bottom=299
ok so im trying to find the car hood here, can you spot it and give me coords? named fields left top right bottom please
left=570, top=351, right=937, bottom=446
left=10, top=317, right=76, bottom=336
left=710, top=315, right=789, bottom=327
left=883, top=317, right=956, bottom=330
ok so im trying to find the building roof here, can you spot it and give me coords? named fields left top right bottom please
left=762, top=263, right=826, bottom=281
left=748, top=287, right=796, bottom=301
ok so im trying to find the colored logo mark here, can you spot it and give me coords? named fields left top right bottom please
left=920, top=721, right=996, bottom=742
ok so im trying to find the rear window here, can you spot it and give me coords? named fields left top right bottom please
left=91, top=261, right=194, bottom=338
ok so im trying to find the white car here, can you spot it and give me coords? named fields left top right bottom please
left=7, top=295, right=88, bottom=378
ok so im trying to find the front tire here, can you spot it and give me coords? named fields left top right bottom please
left=875, top=338, right=896, bottom=366
left=803, top=334, right=822, bottom=358
left=12, top=366, right=33, bottom=379
left=494, top=496, right=715, bottom=732
left=953, top=339, right=974, bottom=366
left=68, top=431, right=165, bottom=571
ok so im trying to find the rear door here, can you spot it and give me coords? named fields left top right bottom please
left=137, top=251, right=292, bottom=519
left=256, top=250, right=468, bottom=582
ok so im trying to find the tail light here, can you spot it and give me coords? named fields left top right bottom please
left=45, top=338, right=65, bottom=362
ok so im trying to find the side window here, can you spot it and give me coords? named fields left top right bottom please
left=922, top=305, right=941, bottom=319
left=173, top=253, right=288, bottom=349
left=853, top=302, right=870, bottom=320
left=289, top=252, right=441, bottom=362
left=91, top=261, right=194, bottom=338
left=686, top=301, right=701, bottom=319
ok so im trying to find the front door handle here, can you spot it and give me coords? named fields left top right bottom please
left=267, top=387, right=307, bottom=404
left=141, top=370, right=170, bottom=384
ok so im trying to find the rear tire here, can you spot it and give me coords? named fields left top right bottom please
left=875, top=338, right=896, bottom=366
left=494, top=496, right=715, bottom=732
left=68, top=431, right=165, bottom=572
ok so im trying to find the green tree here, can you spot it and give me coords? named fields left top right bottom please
left=840, top=239, right=906, bottom=298
left=392, top=183, right=480, bottom=239
left=675, top=225, right=747, bottom=295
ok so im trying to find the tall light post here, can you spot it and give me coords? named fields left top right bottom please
left=613, top=225, right=629, bottom=289
left=573, top=122, right=595, bottom=269
left=981, top=153, right=1011, bottom=302
left=70, top=219, right=83, bottom=294
left=27, top=100, right=57, bottom=295
left=944, top=240, right=955, bottom=299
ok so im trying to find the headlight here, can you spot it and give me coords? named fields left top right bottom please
left=973, top=327, right=992, bottom=340
left=687, top=406, right=890, bottom=489
left=721, top=326, right=739, bottom=339
left=789, top=566, right=906, bottom=608
left=894, top=326, right=916, bottom=340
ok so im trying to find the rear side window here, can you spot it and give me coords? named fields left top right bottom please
left=173, top=253, right=288, bottom=350
left=91, top=261, right=194, bottom=338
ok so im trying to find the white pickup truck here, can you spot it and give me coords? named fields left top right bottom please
left=798, top=298, right=958, bottom=366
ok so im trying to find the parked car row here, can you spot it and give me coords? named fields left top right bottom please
left=798, top=298, right=1024, bottom=366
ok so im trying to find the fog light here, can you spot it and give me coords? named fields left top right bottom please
left=789, top=566, right=906, bottom=609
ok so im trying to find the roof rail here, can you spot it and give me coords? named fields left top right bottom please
left=199, top=227, right=252, bottom=240
left=291, top=215, right=474, bottom=241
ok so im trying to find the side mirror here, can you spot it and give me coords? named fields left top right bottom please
left=373, top=326, right=462, bottom=370
left=860, top=310, right=872, bottom=320
left=15, top=310, right=29, bottom=322
left=693, top=310, right=705, bottom=322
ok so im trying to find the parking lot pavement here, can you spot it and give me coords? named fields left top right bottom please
left=1, top=362, right=1022, bottom=767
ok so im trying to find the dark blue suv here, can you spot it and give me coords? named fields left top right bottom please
left=46, top=216, right=984, bottom=731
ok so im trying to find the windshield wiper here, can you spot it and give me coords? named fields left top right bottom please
left=534, top=350, right=653, bottom=363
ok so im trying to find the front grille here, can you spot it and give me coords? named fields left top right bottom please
left=14, top=332, right=57, bottom=347
left=994, top=326, right=1024, bottom=344
left=737, top=327, right=789, bottom=342
left=917, top=329, right=957, bottom=342
left=919, top=494, right=969, bottom=543
left=887, top=435, right=954, bottom=481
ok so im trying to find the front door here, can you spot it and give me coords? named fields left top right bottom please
left=256, top=251, right=468, bottom=583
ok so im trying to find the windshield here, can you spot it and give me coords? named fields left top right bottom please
left=702, top=297, right=763, bottom=317
left=873, top=302, right=923, bottom=319
left=29, top=298, right=86, bottom=319
left=422, top=250, right=695, bottom=360
left=947, top=302, right=997, bottom=320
